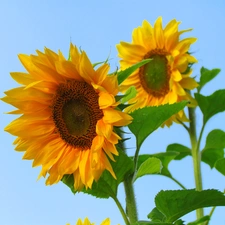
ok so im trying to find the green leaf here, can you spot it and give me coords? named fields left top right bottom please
left=187, top=216, right=210, bottom=225
left=128, top=101, right=188, bottom=149
left=148, top=207, right=166, bottom=222
left=62, top=149, right=134, bottom=198
left=203, top=129, right=225, bottom=149
left=197, top=67, right=221, bottom=92
left=152, top=189, right=225, bottom=222
left=134, top=157, right=162, bottom=181
left=201, top=129, right=225, bottom=169
left=174, top=220, right=185, bottom=225
left=136, top=222, right=173, bottom=225
left=166, top=144, right=191, bottom=160
left=195, top=89, right=225, bottom=124
left=152, top=152, right=180, bottom=177
left=215, top=158, right=225, bottom=175
left=121, top=86, right=137, bottom=104
left=136, top=152, right=179, bottom=179
left=202, top=148, right=224, bottom=169
left=117, top=59, right=151, bottom=84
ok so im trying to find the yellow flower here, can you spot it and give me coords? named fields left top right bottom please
left=2, top=44, right=132, bottom=190
left=66, top=217, right=112, bottom=225
left=116, top=17, right=198, bottom=126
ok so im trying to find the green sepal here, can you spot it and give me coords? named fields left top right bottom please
left=92, top=60, right=106, bottom=68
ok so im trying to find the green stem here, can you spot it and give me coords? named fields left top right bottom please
left=119, top=128, right=139, bottom=224
left=170, top=176, right=187, bottom=190
left=197, top=123, right=205, bottom=155
left=113, top=196, right=130, bottom=225
left=123, top=174, right=138, bottom=224
left=205, top=207, right=216, bottom=225
left=188, top=106, right=204, bottom=220
left=177, top=119, right=190, bottom=133
left=134, top=145, right=141, bottom=173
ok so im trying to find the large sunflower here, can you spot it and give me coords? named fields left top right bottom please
left=67, top=217, right=111, bottom=225
left=116, top=17, right=198, bottom=126
left=2, top=44, right=132, bottom=190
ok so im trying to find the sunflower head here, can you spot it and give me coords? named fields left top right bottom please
left=116, top=17, right=198, bottom=126
left=2, top=44, right=132, bottom=190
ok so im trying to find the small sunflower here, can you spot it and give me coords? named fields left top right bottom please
left=2, top=44, right=132, bottom=190
left=66, top=217, right=112, bottom=225
left=116, top=17, right=198, bottom=126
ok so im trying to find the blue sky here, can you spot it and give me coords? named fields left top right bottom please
left=0, top=1, right=225, bottom=225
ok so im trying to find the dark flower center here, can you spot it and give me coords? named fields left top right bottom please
left=52, top=81, right=103, bottom=150
left=139, top=49, right=171, bottom=97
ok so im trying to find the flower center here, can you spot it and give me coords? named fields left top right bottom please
left=139, top=49, right=171, bottom=97
left=52, top=81, right=103, bottom=150
left=62, top=100, right=90, bottom=136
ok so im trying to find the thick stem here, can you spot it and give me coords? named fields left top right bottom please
left=113, top=196, right=130, bottom=225
left=123, top=174, right=138, bottom=224
left=188, top=106, right=204, bottom=219
left=119, top=128, right=138, bottom=224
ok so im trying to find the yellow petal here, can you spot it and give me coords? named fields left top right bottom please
left=10, top=72, right=34, bottom=85
left=179, top=77, right=199, bottom=90
left=154, top=17, right=164, bottom=49
left=168, top=91, right=178, bottom=104
left=69, top=44, right=81, bottom=64
left=101, top=218, right=110, bottom=225
left=96, top=119, right=112, bottom=139
left=103, top=140, right=118, bottom=157
left=175, top=56, right=188, bottom=73
left=79, top=150, right=93, bottom=187
left=99, top=92, right=116, bottom=109
left=164, top=19, right=180, bottom=50
left=4, top=87, right=52, bottom=103
left=173, top=82, right=186, bottom=96
left=171, top=69, right=182, bottom=81
left=95, top=63, right=110, bottom=85
left=91, top=135, right=104, bottom=153
left=141, top=20, right=156, bottom=49
left=176, top=38, right=197, bottom=54
left=117, top=42, right=145, bottom=61
left=79, top=51, right=96, bottom=83
left=55, top=60, right=83, bottom=80
left=30, top=55, right=65, bottom=83
left=101, top=74, right=119, bottom=95
left=58, top=148, right=81, bottom=174
left=103, top=109, right=133, bottom=126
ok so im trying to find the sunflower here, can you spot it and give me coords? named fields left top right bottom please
left=116, top=17, right=198, bottom=126
left=66, top=217, right=112, bottom=225
left=2, top=44, right=132, bottom=190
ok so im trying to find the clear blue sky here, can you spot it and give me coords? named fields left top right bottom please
left=0, top=1, right=225, bottom=225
